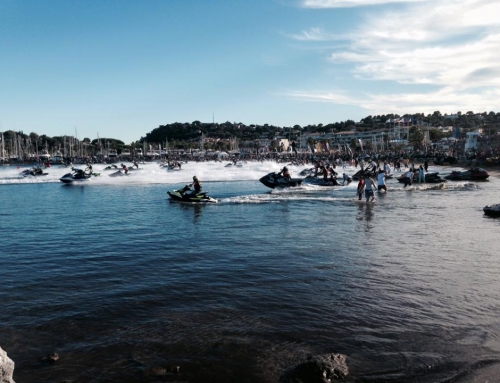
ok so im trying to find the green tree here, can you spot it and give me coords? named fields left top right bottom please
left=409, top=126, right=425, bottom=149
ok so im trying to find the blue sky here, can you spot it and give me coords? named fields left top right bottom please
left=1, top=0, right=499, bottom=144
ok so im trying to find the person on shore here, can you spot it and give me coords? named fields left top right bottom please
left=396, top=160, right=401, bottom=172
left=384, top=161, right=391, bottom=176
left=365, top=176, right=377, bottom=203
left=291, top=141, right=298, bottom=156
left=418, top=165, right=425, bottom=183
left=404, top=169, right=414, bottom=188
left=357, top=175, right=365, bottom=201
left=377, top=170, right=387, bottom=193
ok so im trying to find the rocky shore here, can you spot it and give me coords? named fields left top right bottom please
left=0, top=346, right=15, bottom=383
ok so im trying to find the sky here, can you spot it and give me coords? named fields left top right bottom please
left=1, top=0, right=499, bottom=144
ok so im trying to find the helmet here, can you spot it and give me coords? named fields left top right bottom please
left=283, top=166, right=288, bottom=171
left=193, top=176, right=198, bottom=181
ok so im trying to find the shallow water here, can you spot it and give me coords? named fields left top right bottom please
left=1, top=161, right=499, bottom=382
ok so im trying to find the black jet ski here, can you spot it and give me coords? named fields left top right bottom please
left=21, top=166, right=48, bottom=177
left=167, top=188, right=218, bottom=203
left=109, top=169, right=129, bottom=177
left=259, top=172, right=303, bottom=189
left=397, top=171, right=446, bottom=183
left=303, top=175, right=346, bottom=186
left=60, top=167, right=99, bottom=184
left=445, top=167, right=489, bottom=181
left=483, top=203, right=500, bottom=218
left=299, top=167, right=315, bottom=176
left=352, top=168, right=376, bottom=180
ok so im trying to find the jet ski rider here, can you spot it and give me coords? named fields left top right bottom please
left=121, top=163, right=129, bottom=174
left=85, top=163, right=93, bottom=175
left=181, top=176, right=202, bottom=195
left=278, top=166, right=291, bottom=180
left=72, top=167, right=85, bottom=178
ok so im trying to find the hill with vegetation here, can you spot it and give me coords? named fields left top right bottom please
left=2, top=111, right=499, bottom=155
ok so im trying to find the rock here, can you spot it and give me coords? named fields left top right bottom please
left=40, top=352, right=59, bottom=363
left=0, top=346, right=16, bottom=383
left=146, top=365, right=180, bottom=376
left=282, top=353, right=349, bottom=383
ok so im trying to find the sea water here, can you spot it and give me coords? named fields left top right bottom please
left=1, top=161, right=499, bottom=382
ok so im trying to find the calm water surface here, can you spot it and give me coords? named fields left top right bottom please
left=0, top=161, right=499, bottom=382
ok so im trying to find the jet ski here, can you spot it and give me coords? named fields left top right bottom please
left=103, top=165, right=119, bottom=170
left=299, top=167, right=315, bottom=176
left=445, top=167, right=489, bottom=181
left=167, top=188, right=218, bottom=203
left=20, top=166, right=48, bottom=177
left=59, top=167, right=99, bottom=184
left=259, top=172, right=304, bottom=189
left=109, top=169, right=129, bottom=177
left=351, top=168, right=378, bottom=180
left=483, top=203, right=500, bottom=218
left=397, top=171, right=446, bottom=183
left=303, top=175, right=348, bottom=187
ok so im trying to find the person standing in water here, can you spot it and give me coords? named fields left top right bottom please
left=364, top=176, right=377, bottom=203
left=357, top=175, right=366, bottom=201
left=377, top=170, right=387, bottom=193
left=418, top=165, right=425, bottom=183
left=404, top=168, right=414, bottom=188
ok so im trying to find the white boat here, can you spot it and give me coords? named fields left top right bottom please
left=38, top=149, right=51, bottom=161
left=120, top=149, right=131, bottom=158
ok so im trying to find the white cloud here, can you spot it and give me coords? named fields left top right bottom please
left=288, top=0, right=500, bottom=114
left=287, top=27, right=344, bottom=41
left=285, top=87, right=500, bottom=115
left=301, top=0, right=426, bottom=8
